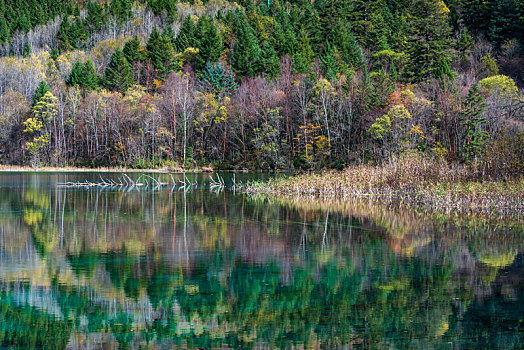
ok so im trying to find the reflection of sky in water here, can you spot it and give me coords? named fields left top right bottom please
left=0, top=172, right=522, bottom=349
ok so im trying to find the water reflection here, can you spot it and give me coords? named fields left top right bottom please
left=0, top=173, right=522, bottom=348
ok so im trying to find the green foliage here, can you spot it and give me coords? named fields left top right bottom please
left=102, top=49, right=134, bottom=93
left=146, top=28, right=177, bottom=80
left=231, top=15, right=262, bottom=77
left=459, top=84, right=489, bottom=162
left=194, top=16, right=223, bottom=71
left=32, top=81, right=50, bottom=106
left=405, top=0, right=453, bottom=81
left=175, top=16, right=197, bottom=52
left=68, top=60, right=99, bottom=90
left=123, top=36, right=143, bottom=64
left=198, top=62, right=238, bottom=97
left=478, top=54, right=499, bottom=79
left=22, top=43, right=31, bottom=58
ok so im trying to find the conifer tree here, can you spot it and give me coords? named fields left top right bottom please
left=146, top=28, right=176, bottom=80
left=406, top=0, right=452, bottom=81
left=22, top=43, right=31, bottom=58
left=321, top=41, right=338, bottom=80
left=83, top=60, right=99, bottom=90
left=18, top=11, right=31, bottom=32
left=102, top=49, right=134, bottom=93
left=123, top=36, right=143, bottom=64
left=0, top=18, right=9, bottom=43
left=85, top=1, right=106, bottom=33
left=68, top=60, right=99, bottom=90
left=57, top=17, right=72, bottom=53
left=261, top=41, right=280, bottom=78
left=231, top=18, right=262, bottom=76
left=32, top=81, right=50, bottom=106
left=195, top=17, right=223, bottom=70
left=175, top=16, right=196, bottom=51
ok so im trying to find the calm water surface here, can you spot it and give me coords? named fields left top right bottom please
left=0, top=172, right=523, bottom=349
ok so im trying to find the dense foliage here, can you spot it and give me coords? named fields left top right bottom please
left=0, top=0, right=522, bottom=169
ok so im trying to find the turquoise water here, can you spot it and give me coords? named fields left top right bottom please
left=0, top=172, right=522, bottom=349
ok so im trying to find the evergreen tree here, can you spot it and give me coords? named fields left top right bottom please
left=18, top=11, right=31, bottom=32
left=68, top=60, right=99, bottom=90
left=68, top=61, right=84, bottom=86
left=70, top=20, right=88, bottom=49
left=406, top=0, right=452, bottom=81
left=110, top=0, right=133, bottom=24
left=50, top=47, right=60, bottom=60
left=337, top=27, right=364, bottom=69
left=194, top=16, right=223, bottom=70
left=231, top=17, right=262, bottom=76
left=175, top=16, right=196, bottom=51
left=123, top=36, right=143, bottom=64
left=321, top=41, right=338, bottom=80
left=146, top=28, right=176, bottom=80
left=57, top=17, right=72, bottom=53
left=460, top=84, right=488, bottom=162
left=22, top=43, right=31, bottom=58
left=487, top=0, right=521, bottom=46
left=85, top=1, right=106, bottom=33
left=261, top=41, right=280, bottom=78
left=198, top=62, right=238, bottom=97
left=0, top=18, right=9, bottom=43
left=461, top=0, right=491, bottom=37
left=102, top=49, right=134, bottom=93
left=32, top=80, right=50, bottom=106
left=83, top=60, right=99, bottom=90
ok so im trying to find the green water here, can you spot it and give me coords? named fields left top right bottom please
left=0, top=172, right=522, bottom=349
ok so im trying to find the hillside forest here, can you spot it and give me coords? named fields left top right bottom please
left=0, top=0, right=523, bottom=171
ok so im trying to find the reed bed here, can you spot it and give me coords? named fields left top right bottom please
left=248, top=153, right=524, bottom=213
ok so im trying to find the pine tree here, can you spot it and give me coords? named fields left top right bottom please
left=336, top=27, right=364, bottom=69
left=0, top=18, right=9, bottom=43
left=487, top=0, right=521, bottom=46
left=321, top=41, right=338, bottom=80
left=23, top=43, right=31, bottom=58
left=57, top=16, right=72, bottom=53
left=123, top=36, right=143, bottom=64
left=18, top=11, right=32, bottom=32
left=85, top=1, right=106, bottom=33
left=83, top=60, right=99, bottom=90
left=460, top=84, right=488, bottom=162
left=261, top=41, right=280, bottom=78
left=198, top=62, right=238, bottom=97
left=195, top=16, right=223, bottom=70
left=68, top=60, right=99, bottom=90
left=32, top=80, right=51, bottom=106
left=175, top=16, right=196, bottom=51
left=146, top=28, right=177, bottom=80
left=406, top=0, right=452, bottom=81
left=231, top=17, right=262, bottom=76
left=70, top=20, right=88, bottom=49
left=102, top=49, right=134, bottom=93
left=110, top=0, right=133, bottom=24
left=68, top=62, right=84, bottom=86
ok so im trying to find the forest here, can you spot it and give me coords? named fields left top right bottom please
left=0, top=0, right=522, bottom=171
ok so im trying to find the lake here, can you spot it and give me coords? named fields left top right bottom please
left=0, top=172, right=522, bottom=349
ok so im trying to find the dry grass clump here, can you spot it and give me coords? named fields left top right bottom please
left=249, top=153, right=524, bottom=212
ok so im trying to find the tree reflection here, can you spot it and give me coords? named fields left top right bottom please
left=0, top=181, right=522, bottom=348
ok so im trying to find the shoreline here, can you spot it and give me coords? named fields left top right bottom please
left=248, top=181, right=524, bottom=215
left=0, top=165, right=217, bottom=173
left=246, top=155, right=524, bottom=215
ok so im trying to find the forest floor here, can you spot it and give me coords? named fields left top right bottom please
left=247, top=154, right=524, bottom=214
